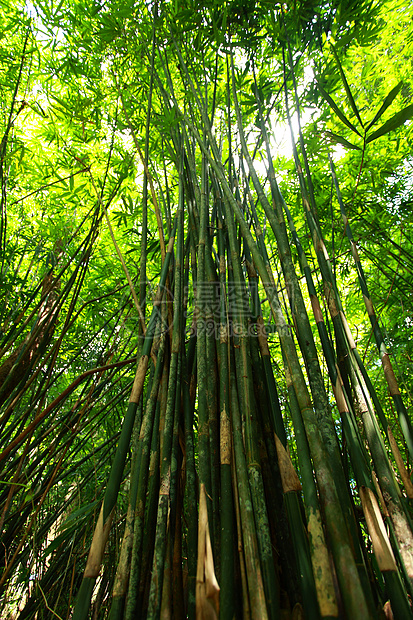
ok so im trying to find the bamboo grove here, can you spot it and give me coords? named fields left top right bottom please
left=1, top=0, right=413, bottom=618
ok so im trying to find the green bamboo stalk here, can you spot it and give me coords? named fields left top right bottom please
left=182, top=352, right=198, bottom=619
left=196, top=149, right=213, bottom=517
left=0, top=204, right=99, bottom=358
left=323, top=278, right=413, bottom=590
left=109, top=328, right=166, bottom=619
left=204, top=240, right=220, bottom=568
left=137, top=399, right=162, bottom=616
left=282, top=206, right=411, bottom=611
left=249, top=64, right=373, bottom=586
left=0, top=233, right=95, bottom=415
left=318, top=260, right=413, bottom=604
left=169, top=350, right=184, bottom=614
left=138, top=14, right=156, bottom=337
left=242, top=227, right=304, bottom=609
left=217, top=63, right=361, bottom=612
left=237, top=65, right=372, bottom=596
left=247, top=321, right=304, bottom=611
left=282, top=199, right=382, bottom=498
left=217, top=207, right=235, bottom=620
left=283, top=354, right=339, bottom=619
left=223, top=197, right=280, bottom=618
left=241, top=178, right=287, bottom=447
left=229, top=361, right=268, bottom=619
left=281, top=46, right=413, bottom=490
left=360, top=485, right=413, bottom=619
left=160, top=525, right=173, bottom=617
left=357, top=378, right=413, bottom=591
left=280, top=82, right=412, bottom=613
left=146, top=166, right=184, bottom=619
left=178, top=84, right=370, bottom=614
left=72, top=219, right=178, bottom=620
left=329, top=151, right=413, bottom=473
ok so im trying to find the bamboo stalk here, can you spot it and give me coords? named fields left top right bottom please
left=72, top=221, right=178, bottom=620
left=329, top=150, right=413, bottom=472
left=146, top=164, right=184, bottom=618
left=217, top=207, right=235, bottom=620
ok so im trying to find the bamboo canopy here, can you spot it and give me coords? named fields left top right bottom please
left=1, top=1, right=413, bottom=619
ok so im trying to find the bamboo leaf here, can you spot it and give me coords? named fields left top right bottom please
left=325, top=130, right=362, bottom=150
left=60, top=500, right=100, bottom=530
left=331, top=45, right=364, bottom=128
left=366, top=103, right=413, bottom=143
left=317, top=82, right=362, bottom=136
left=366, top=81, right=403, bottom=131
left=45, top=531, right=76, bottom=556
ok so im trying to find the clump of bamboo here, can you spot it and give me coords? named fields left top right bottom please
left=2, top=6, right=413, bottom=620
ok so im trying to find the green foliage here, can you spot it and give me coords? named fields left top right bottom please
left=0, top=0, right=412, bottom=618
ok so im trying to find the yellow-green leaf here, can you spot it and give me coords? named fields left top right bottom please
left=366, top=81, right=403, bottom=131
left=317, top=82, right=362, bottom=137
left=366, top=103, right=413, bottom=143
